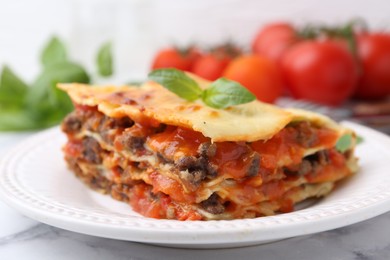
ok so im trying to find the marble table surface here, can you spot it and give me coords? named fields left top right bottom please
left=1, top=132, right=390, bottom=260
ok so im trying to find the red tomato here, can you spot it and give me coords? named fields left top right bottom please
left=223, top=55, right=283, bottom=103
left=282, top=40, right=358, bottom=106
left=355, top=33, right=390, bottom=99
left=191, top=54, right=231, bottom=81
left=192, top=44, right=241, bottom=81
left=252, top=22, right=298, bottom=65
left=151, top=47, right=200, bottom=71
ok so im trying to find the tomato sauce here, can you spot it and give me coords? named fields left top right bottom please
left=74, top=104, right=97, bottom=112
left=305, top=149, right=349, bottom=183
left=313, top=128, right=339, bottom=147
left=129, top=184, right=166, bottom=219
left=63, top=140, right=83, bottom=157
left=128, top=182, right=202, bottom=220
left=227, top=183, right=266, bottom=205
left=261, top=180, right=286, bottom=201
left=251, top=127, right=305, bottom=169
left=210, top=142, right=253, bottom=179
left=147, top=126, right=209, bottom=159
left=149, top=171, right=196, bottom=203
left=114, top=123, right=155, bottom=151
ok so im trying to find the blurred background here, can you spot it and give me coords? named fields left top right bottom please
left=0, top=0, right=390, bottom=132
left=1, top=0, right=389, bottom=80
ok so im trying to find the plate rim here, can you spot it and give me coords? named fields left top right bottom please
left=1, top=122, right=390, bottom=247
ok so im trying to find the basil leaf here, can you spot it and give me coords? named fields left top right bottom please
left=97, top=42, right=113, bottom=77
left=41, top=36, right=67, bottom=67
left=336, top=133, right=353, bottom=153
left=29, top=62, right=89, bottom=103
left=0, top=110, right=40, bottom=131
left=202, top=78, right=256, bottom=109
left=356, top=135, right=364, bottom=145
left=148, top=69, right=202, bottom=101
left=27, top=62, right=90, bottom=125
left=0, top=66, right=29, bottom=109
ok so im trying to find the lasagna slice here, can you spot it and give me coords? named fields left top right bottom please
left=58, top=77, right=358, bottom=221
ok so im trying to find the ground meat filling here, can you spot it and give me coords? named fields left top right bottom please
left=62, top=110, right=134, bottom=134
left=62, top=113, right=83, bottom=134
left=176, top=142, right=219, bottom=187
left=200, top=193, right=225, bottom=215
left=81, top=137, right=103, bottom=164
left=66, top=157, right=112, bottom=193
left=198, top=142, right=217, bottom=158
left=156, top=152, right=173, bottom=164
left=177, top=156, right=208, bottom=186
left=116, top=132, right=145, bottom=153
left=246, top=151, right=261, bottom=177
left=111, top=183, right=131, bottom=202
left=293, top=121, right=318, bottom=148
left=98, top=115, right=134, bottom=131
left=298, top=160, right=312, bottom=175
left=284, top=150, right=331, bottom=176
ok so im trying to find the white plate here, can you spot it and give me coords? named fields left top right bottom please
left=0, top=122, right=390, bottom=248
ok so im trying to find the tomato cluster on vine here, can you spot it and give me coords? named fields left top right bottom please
left=150, top=20, right=390, bottom=106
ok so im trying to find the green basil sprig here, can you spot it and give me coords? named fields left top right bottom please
left=335, top=134, right=353, bottom=153
left=0, top=66, right=29, bottom=110
left=96, top=42, right=113, bottom=77
left=335, top=133, right=363, bottom=153
left=148, top=68, right=256, bottom=109
left=0, top=36, right=90, bottom=131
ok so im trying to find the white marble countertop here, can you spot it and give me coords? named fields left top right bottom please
left=1, top=133, right=390, bottom=260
